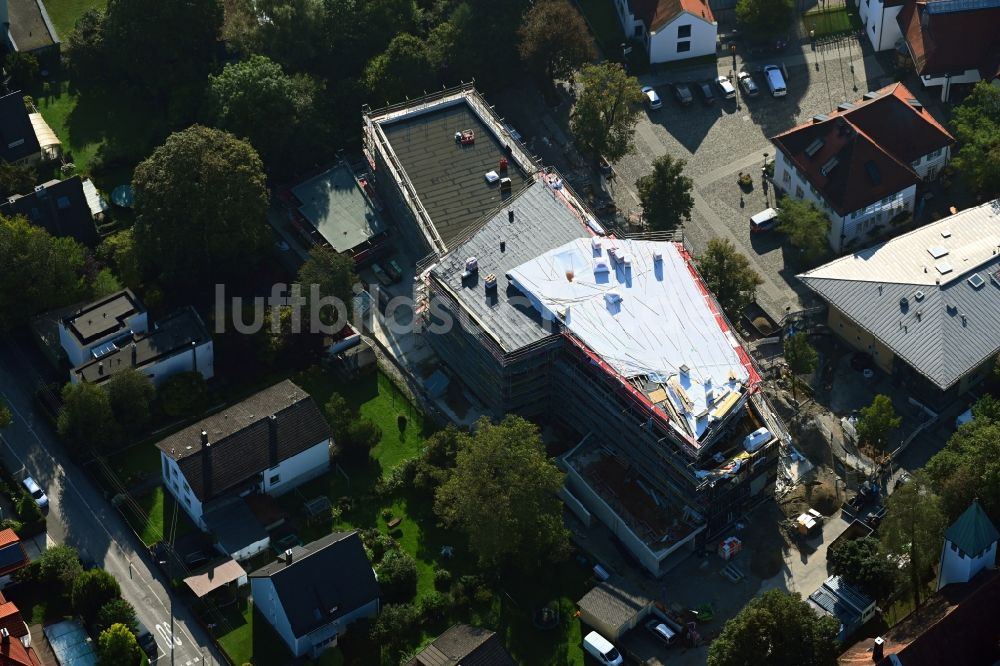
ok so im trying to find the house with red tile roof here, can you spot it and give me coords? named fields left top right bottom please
left=612, top=0, right=717, bottom=63
left=0, top=531, right=29, bottom=590
left=896, top=0, right=1000, bottom=101
left=0, top=592, right=30, bottom=651
left=0, top=591, right=41, bottom=666
left=771, top=82, right=954, bottom=252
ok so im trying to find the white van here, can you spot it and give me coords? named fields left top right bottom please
left=750, top=207, right=779, bottom=233
left=764, top=65, right=787, bottom=97
left=583, top=631, right=624, bottom=666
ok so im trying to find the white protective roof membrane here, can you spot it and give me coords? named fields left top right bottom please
left=508, top=238, right=750, bottom=439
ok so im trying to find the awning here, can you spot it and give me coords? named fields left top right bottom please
left=183, top=558, right=247, bottom=598
left=28, top=112, right=60, bottom=150
left=81, top=178, right=109, bottom=218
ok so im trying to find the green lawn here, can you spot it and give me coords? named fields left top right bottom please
left=215, top=602, right=344, bottom=666
left=119, top=485, right=195, bottom=546
left=804, top=7, right=861, bottom=37
left=42, top=0, right=105, bottom=37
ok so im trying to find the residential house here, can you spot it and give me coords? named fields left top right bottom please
left=798, top=199, right=1000, bottom=401
left=807, top=575, right=876, bottom=642
left=0, top=591, right=31, bottom=650
left=577, top=578, right=655, bottom=641
left=2, top=0, right=60, bottom=59
left=859, top=0, right=907, bottom=52
left=404, top=624, right=516, bottom=666
left=896, top=0, right=1000, bottom=101
left=0, top=530, right=29, bottom=589
left=0, top=92, right=41, bottom=165
left=70, top=306, right=214, bottom=387
left=1, top=177, right=99, bottom=246
left=155, top=380, right=330, bottom=531
left=249, top=531, right=378, bottom=658
left=937, top=499, right=998, bottom=591
left=772, top=82, right=954, bottom=252
left=58, top=289, right=148, bottom=367
left=612, top=0, right=718, bottom=64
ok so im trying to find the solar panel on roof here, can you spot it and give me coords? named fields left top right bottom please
left=0, top=544, right=24, bottom=571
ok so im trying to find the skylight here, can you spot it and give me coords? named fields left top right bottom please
left=820, top=156, right=839, bottom=176
left=935, top=261, right=953, bottom=275
left=805, top=138, right=824, bottom=158
left=968, top=273, right=985, bottom=289
left=927, top=246, right=949, bottom=259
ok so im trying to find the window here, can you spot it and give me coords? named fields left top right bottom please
left=678, top=24, right=692, bottom=38
left=911, top=157, right=921, bottom=167
left=795, top=185, right=804, bottom=198
left=928, top=148, right=943, bottom=159
left=782, top=170, right=791, bottom=185
left=269, top=474, right=280, bottom=485
left=170, top=467, right=176, bottom=477
left=881, top=196, right=890, bottom=205
left=183, top=481, right=190, bottom=493
left=184, top=496, right=191, bottom=506
left=677, top=41, right=691, bottom=52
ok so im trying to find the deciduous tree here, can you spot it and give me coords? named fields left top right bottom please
left=297, top=245, right=356, bottom=327
left=926, top=399, right=1000, bottom=523
left=827, top=536, right=897, bottom=600
left=106, top=369, right=155, bottom=434
left=736, top=0, right=795, bottom=38
left=4, top=52, right=38, bottom=89
left=783, top=331, right=818, bottom=401
left=96, top=229, right=141, bottom=291
left=96, top=598, right=138, bottom=635
left=37, top=545, right=83, bottom=597
left=158, top=372, right=209, bottom=419
left=570, top=63, right=643, bottom=165
left=951, top=82, right=1000, bottom=200
left=435, top=415, right=570, bottom=569
left=880, top=471, right=946, bottom=610
left=0, top=215, right=89, bottom=331
left=697, top=238, right=762, bottom=320
left=637, top=154, right=694, bottom=231
left=377, top=549, right=418, bottom=603
left=364, top=33, right=437, bottom=104
left=856, top=394, right=901, bottom=452
left=58, top=382, right=120, bottom=452
left=708, top=589, right=839, bottom=666
left=133, top=126, right=268, bottom=287
left=65, top=8, right=106, bottom=83
left=72, top=569, right=121, bottom=623
left=776, top=196, right=831, bottom=263
left=97, top=622, right=141, bottom=666
left=518, top=0, right=596, bottom=89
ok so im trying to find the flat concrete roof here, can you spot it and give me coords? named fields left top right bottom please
left=64, top=289, right=144, bottom=346
left=381, top=99, right=530, bottom=248
left=292, top=162, right=386, bottom=253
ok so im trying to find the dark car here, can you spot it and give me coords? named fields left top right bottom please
left=673, top=83, right=693, bottom=106
left=385, top=258, right=404, bottom=282
left=697, top=81, right=715, bottom=105
left=135, top=620, right=158, bottom=659
left=184, top=550, right=210, bottom=568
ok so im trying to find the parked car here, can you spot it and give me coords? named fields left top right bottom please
left=22, top=477, right=47, bottom=509
left=135, top=620, right=158, bottom=658
left=673, top=82, right=693, bottom=106
left=715, top=75, right=737, bottom=99
left=697, top=80, right=715, bottom=105
left=384, top=258, right=404, bottom=282
left=646, top=618, right=679, bottom=646
left=583, top=631, right=623, bottom=666
left=764, top=65, right=787, bottom=97
left=371, top=262, right=394, bottom=287
left=640, top=85, right=662, bottom=110
left=738, top=71, right=759, bottom=97
left=750, top=207, right=779, bottom=233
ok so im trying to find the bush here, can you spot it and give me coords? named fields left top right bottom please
left=433, top=568, right=452, bottom=591
left=376, top=457, right=416, bottom=496
left=419, top=591, right=449, bottom=621
left=38, top=544, right=82, bottom=596
left=340, top=418, right=381, bottom=461
left=0, top=518, right=23, bottom=533
left=158, top=372, right=209, bottom=418
left=369, top=603, right=418, bottom=653
left=96, top=598, right=138, bottom=635
left=15, top=494, right=43, bottom=529
left=377, top=550, right=418, bottom=603
left=72, top=569, right=121, bottom=623
left=360, top=529, right=398, bottom=564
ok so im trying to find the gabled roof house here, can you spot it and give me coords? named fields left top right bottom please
left=249, top=531, right=378, bottom=658
left=404, top=624, right=516, bottom=666
left=772, top=82, right=953, bottom=252
left=613, top=0, right=718, bottom=63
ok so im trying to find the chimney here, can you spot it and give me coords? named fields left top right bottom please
left=284, top=548, right=294, bottom=564
left=872, top=637, right=885, bottom=661
left=508, top=209, right=514, bottom=223
left=268, top=414, right=279, bottom=467
left=500, top=241, right=506, bottom=253
left=1, top=627, right=9, bottom=645
left=98, top=361, right=104, bottom=376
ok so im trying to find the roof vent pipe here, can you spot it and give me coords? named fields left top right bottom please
left=508, top=209, right=514, bottom=223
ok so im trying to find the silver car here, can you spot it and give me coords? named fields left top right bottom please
left=641, top=85, right=662, bottom=110
left=715, top=76, right=737, bottom=99
left=738, top=71, right=759, bottom=97
left=22, top=477, right=47, bottom=509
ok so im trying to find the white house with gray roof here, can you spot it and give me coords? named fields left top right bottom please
left=798, top=198, right=1000, bottom=399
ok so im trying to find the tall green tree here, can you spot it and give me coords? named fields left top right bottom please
left=435, top=415, right=570, bottom=569
left=570, top=63, right=643, bottom=165
left=65, top=8, right=106, bottom=83
left=926, top=400, right=1000, bottom=523
left=736, top=0, right=795, bottom=38
left=96, top=229, right=141, bottom=291
left=951, top=82, right=1000, bottom=200
left=96, top=598, right=138, bottom=635
left=297, top=245, right=357, bottom=327
left=518, top=0, right=596, bottom=89
left=783, top=331, right=818, bottom=401
left=36, top=545, right=83, bottom=597
left=4, top=52, right=38, bottom=89
left=97, top=623, right=141, bottom=666
left=636, top=154, right=694, bottom=231
left=205, top=55, right=323, bottom=175
left=708, top=589, right=839, bottom=666
left=0, top=215, right=89, bottom=331
left=827, top=536, right=897, bottom=600
left=133, top=126, right=269, bottom=288
left=0, top=161, right=35, bottom=198
left=102, top=0, right=223, bottom=100
left=776, top=196, right=831, bottom=263
left=880, top=472, right=946, bottom=611
left=72, top=569, right=121, bottom=623
left=364, top=33, right=437, bottom=104
left=856, top=394, right=901, bottom=453
left=697, top=238, right=762, bottom=321
left=106, top=369, right=155, bottom=435
left=57, top=382, right=120, bottom=453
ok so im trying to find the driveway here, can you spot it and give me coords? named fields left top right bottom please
left=760, top=512, right=849, bottom=597
left=0, top=337, right=224, bottom=666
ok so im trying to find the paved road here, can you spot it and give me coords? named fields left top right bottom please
left=0, top=338, right=223, bottom=666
